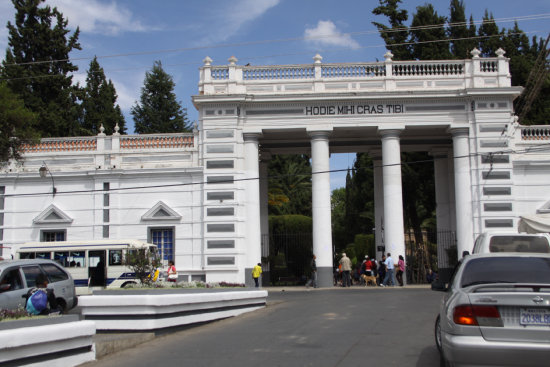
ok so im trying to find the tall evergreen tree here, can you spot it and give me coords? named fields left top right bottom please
left=372, top=0, right=412, bottom=60
left=0, top=82, right=38, bottom=165
left=81, top=57, right=126, bottom=135
left=477, top=10, right=503, bottom=57
left=410, top=4, right=451, bottom=60
left=1, top=0, right=82, bottom=137
left=131, top=61, right=191, bottom=134
left=448, top=0, right=476, bottom=59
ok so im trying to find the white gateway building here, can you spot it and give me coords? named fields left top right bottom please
left=1, top=50, right=549, bottom=287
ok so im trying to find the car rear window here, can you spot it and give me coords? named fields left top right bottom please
left=489, top=236, right=550, bottom=253
left=461, top=257, right=550, bottom=287
left=41, top=263, right=69, bottom=282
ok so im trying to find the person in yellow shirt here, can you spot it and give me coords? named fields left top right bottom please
left=252, top=263, right=262, bottom=288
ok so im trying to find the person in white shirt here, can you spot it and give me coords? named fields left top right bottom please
left=381, top=253, right=395, bottom=286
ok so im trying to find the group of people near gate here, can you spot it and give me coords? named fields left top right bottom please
left=334, top=252, right=406, bottom=287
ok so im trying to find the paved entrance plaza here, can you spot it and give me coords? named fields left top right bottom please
left=87, top=287, right=443, bottom=367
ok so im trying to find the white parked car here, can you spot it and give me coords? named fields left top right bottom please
left=472, top=232, right=550, bottom=254
left=433, top=253, right=550, bottom=366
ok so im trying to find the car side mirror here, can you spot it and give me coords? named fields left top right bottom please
left=0, top=284, right=11, bottom=293
left=431, top=279, right=447, bottom=292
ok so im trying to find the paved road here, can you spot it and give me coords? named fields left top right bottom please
left=85, top=287, right=443, bottom=367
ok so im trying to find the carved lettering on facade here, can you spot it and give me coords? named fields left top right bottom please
left=305, top=104, right=404, bottom=116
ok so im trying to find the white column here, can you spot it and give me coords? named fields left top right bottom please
left=380, top=129, right=405, bottom=261
left=451, top=128, right=474, bottom=258
left=309, top=131, right=333, bottom=287
left=372, top=151, right=384, bottom=261
left=243, top=133, right=262, bottom=286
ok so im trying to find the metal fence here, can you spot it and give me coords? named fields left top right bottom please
left=261, top=229, right=456, bottom=286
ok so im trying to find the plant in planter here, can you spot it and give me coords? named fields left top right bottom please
left=0, top=307, right=29, bottom=322
left=124, top=245, right=162, bottom=286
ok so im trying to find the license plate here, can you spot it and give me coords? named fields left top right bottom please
left=520, top=308, right=550, bottom=326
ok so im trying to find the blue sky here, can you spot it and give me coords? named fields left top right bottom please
left=1, top=0, right=549, bottom=189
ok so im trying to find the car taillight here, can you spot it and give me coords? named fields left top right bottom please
left=453, top=305, right=502, bottom=326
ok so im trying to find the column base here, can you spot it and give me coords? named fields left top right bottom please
left=245, top=267, right=254, bottom=287
left=317, top=266, right=334, bottom=288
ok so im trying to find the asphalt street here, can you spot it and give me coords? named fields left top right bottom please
left=84, top=286, right=444, bottom=367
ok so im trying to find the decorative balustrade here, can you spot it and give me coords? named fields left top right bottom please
left=211, top=67, right=229, bottom=80
left=322, top=63, right=385, bottom=78
left=198, top=49, right=511, bottom=95
left=480, top=60, right=498, bottom=72
left=20, top=134, right=195, bottom=155
left=21, top=137, right=97, bottom=153
left=243, top=66, right=314, bottom=80
left=521, top=126, right=550, bottom=141
left=392, top=61, right=464, bottom=76
left=120, top=134, right=194, bottom=150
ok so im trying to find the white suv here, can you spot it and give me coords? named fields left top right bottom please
left=0, top=259, right=77, bottom=312
left=472, top=232, right=550, bottom=254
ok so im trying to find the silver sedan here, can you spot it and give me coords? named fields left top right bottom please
left=433, top=253, right=550, bottom=367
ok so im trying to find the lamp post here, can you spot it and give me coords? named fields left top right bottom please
left=39, top=161, right=57, bottom=196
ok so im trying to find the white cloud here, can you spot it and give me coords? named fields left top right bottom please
left=199, top=0, right=280, bottom=44
left=47, top=0, right=151, bottom=35
left=304, top=20, right=360, bottom=50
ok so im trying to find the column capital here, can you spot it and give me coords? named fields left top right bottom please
left=243, top=132, right=262, bottom=142
left=448, top=127, right=469, bottom=138
left=307, top=129, right=332, bottom=139
left=378, top=128, right=404, bottom=139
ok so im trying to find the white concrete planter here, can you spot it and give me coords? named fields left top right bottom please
left=0, top=315, right=96, bottom=367
left=79, top=289, right=268, bottom=331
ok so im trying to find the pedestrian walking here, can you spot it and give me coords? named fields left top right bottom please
left=306, top=255, right=318, bottom=288
left=396, top=255, right=405, bottom=286
left=377, top=255, right=386, bottom=286
left=339, top=252, right=352, bottom=287
left=252, top=263, right=262, bottom=287
left=381, top=253, right=395, bottom=287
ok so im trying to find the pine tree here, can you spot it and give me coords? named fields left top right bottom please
left=81, top=57, right=126, bottom=135
left=0, top=82, right=39, bottom=165
left=477, top=10, right=503, bottom=57
left=410, top=4, right=451, bottom=60
left=131, top=61, right=191, bottom=134
left=1, top=0, right=82, bottom=137
left=372, top=0, right=412, bottom=60
left=448, top=0, right=476, bottom=59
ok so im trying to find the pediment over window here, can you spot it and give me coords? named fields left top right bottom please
left=141, top=201, right=181, bottom=221
left=538, top=200, right=550, bottom=214
left=33, top=205, right=73, bottom=224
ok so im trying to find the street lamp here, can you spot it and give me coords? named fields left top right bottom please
left=39, top=161, right=57, bottom=196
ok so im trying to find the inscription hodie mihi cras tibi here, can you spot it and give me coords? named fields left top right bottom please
left=305, top=104, right=404, bottom=116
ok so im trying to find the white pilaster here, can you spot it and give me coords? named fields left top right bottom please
left=451, top=128, right=474, bottom=258
left=309, top=131, right=333, bottom=287
left=372, top=151, right=384, bottom=261
left=243, top=133, right=262, bottom=286
left=379, top=129, right=405, bottom=261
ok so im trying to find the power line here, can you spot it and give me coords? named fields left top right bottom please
left=3, top=142, right=549, bottom=199
left=0, top=30, right=541, bottom=83
left=2, top=12, right=549, bottom=69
